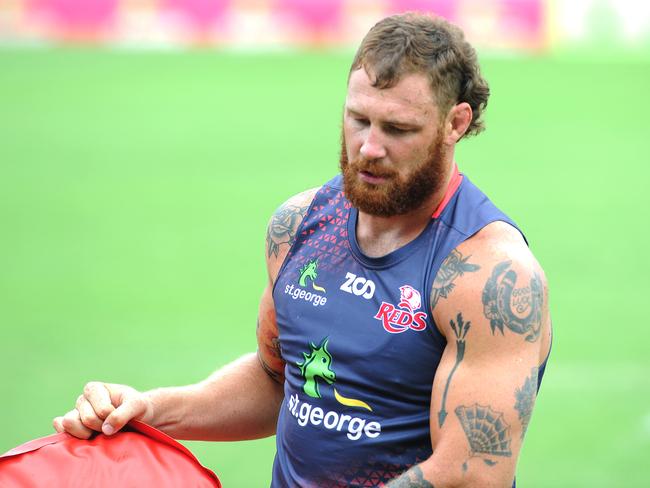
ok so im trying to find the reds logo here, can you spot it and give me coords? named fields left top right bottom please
left=398, top=285, right=421, bottom=311
left=374, top=285, right=428, bottom=334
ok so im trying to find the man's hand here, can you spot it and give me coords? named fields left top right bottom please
left=53, top=382, right=153, bottom=439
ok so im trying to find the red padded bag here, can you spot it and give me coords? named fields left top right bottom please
left=0, top=420, right=221, bottom=487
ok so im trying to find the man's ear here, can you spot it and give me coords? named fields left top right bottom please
left=443, top=102, right=472, bottom=144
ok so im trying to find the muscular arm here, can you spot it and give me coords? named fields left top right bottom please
left=55, top=189, right=317, bottom=441
left=388, top=222, right=552, bottom=487
left=144, top=189, right=318, bottom=440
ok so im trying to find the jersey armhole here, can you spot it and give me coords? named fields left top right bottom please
left=270, top=187, right=321, bottom=297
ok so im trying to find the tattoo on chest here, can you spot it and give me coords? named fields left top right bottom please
left=481, top=260, right=543, bottom=342
left=266, top=201, right=310, bottom=258
left=514, top=367, right=538, bottom=438
left=438, top=313, right=471, bottom=427
left=431, top=249, right=480, bottom=309
left=387, top=466, right=435, bottom=487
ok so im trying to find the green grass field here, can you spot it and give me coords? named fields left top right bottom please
left=1, top=48, right=649, bottom=487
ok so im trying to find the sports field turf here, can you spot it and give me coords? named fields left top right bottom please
left=1, top=48, right=649, bottom=487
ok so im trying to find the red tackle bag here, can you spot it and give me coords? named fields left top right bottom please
left=0, top=420, right=221, bottom=487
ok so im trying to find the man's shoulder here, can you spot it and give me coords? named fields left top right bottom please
left=456, top=220, right=545, bottom=291
left=461, top=220, right=527, bottom=253
left=277, top=187, right=320, bottom=213
left=265, top=187, right=320, bottom=281
left=432, top=220, right=548, bottom=340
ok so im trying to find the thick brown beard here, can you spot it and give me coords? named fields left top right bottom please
left=339, top=129, right=447, bottom=217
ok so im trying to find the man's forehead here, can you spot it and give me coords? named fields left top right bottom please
left=346, top=68, right=438, bottom=119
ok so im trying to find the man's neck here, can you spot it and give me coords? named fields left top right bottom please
left=355, top=163, right=456, bottom=258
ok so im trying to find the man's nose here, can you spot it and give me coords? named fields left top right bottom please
left=359, top=127, right=387, bottom=161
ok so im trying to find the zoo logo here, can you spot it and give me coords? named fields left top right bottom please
left=339, top=272, right=375, bottom=299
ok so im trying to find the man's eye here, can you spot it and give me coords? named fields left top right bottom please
left=353, top=118, right=369, bottom=126
left=386, top=125, right=409, bottom=135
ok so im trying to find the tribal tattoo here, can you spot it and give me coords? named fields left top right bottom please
left=455, top=403, right=512, bottom=470
left=438, top=313, right=471, bottom=427
left=386, top=466, right=435, bottom=488
left=514, top=367, right=538, bottom=438
left=266, top=198, right=310, bottom=259
left=431, top=249, right=480, bottom=309
left=481, top=260, right=543, bottom=342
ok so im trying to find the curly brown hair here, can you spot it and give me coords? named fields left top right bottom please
left=350, top=13, right=490, bottom=137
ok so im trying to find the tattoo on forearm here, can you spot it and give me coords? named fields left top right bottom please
left=481, top=260, right=543, bottom=342
left=386, top=466, right=435, bottom=488
left=514, top=367, right=538, bottom=438
left=455, top=403, right=512, bottom=471
left=431, top=249, right=480, bottom=309
left=266, top=199, right=310, bottom=258
left=257, top=350, right=283, bottom=384
left=438, top=313, right=471, bottom=427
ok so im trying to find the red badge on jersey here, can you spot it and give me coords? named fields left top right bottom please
left=0, top=420, right=221, bottom=487
left=374, top=285, right=428, bottom=334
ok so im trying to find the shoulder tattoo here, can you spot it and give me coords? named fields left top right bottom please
left=431, top=249, right=480, bottom=310
left=266, top=199, right=311, bottom=259
left=481, top=260, right=543, bottom=342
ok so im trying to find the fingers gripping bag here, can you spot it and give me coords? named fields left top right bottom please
left=0, top=420, right=221, bottom=488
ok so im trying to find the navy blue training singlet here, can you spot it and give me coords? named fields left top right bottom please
left=270, top=170, right=547, bottom=487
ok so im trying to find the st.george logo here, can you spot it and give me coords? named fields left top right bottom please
left=290, top=338, right=381, bottom=441
left=374, top=285, right=428, bottom=334
left=284, top=258, right=327, bottom=307
left=296, top=338, right=372, bottom=410
left=339, top=272, right=375, bottom=299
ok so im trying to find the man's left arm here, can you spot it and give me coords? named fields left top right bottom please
left=388, top=222, right=552, bottom=487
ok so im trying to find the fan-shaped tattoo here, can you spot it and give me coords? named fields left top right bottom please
left=482, top=260, right=543, bottom=342
left=455, top=404, right=512, bottom=459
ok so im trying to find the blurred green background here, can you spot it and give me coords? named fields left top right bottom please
left=1, top=48, right=649, bottom=487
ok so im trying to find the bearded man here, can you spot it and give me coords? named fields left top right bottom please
left=55, top=13, right=552, bottom=488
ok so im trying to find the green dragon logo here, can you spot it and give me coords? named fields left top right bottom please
left=297, top=338, right=372, bottom=411
left=299, top=259, right=326, bottom=292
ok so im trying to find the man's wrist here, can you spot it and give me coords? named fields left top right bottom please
left=386, top=465, right=435, bottom=488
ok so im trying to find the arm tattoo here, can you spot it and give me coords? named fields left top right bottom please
left=481, top=260, right=543, bottom=342
left=431, top=249, right=480, bottom=310
left=270, top=337, right=282, bottom=358
left=438, top=313, right=471, bottom=427
left=257, top=350, right=283, bottom=384
left=514, top=367, right=538, bottom=438
left=455, top=403, right=512, bottom=471
left=386, top=466, right=435, bottom=488
left=266, top=200, right=310, bottom=258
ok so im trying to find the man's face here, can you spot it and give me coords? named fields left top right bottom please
left=340, top=69, right=449, bottom=217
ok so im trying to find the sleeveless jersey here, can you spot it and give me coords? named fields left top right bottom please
left=271, top=169, right=547, bottom=487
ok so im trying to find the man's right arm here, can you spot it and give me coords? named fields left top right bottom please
left=53, top=188, right=318, bottom=440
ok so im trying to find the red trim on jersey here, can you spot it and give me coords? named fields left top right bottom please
left=432, top=164, right=463, bottom=219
